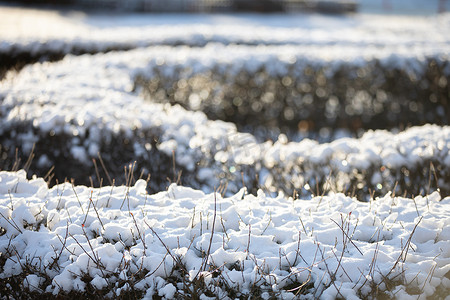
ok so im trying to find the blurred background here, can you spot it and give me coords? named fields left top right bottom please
left=1, top=0, right=448, bottom=14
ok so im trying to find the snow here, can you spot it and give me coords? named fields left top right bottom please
left=1, top=5, right=449, bottom=61
left=0, top=171, right=449, bottom=298
left=0, top=4, right=449, bottom=298
left=1, top=33, right=449, bottom=196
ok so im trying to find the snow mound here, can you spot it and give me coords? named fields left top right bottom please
left=0, top=171, right=449, bottom=299
left=1, top=43, right=449, bottom=197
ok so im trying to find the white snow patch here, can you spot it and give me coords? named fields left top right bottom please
left=0, top=171, right=449, bottom=298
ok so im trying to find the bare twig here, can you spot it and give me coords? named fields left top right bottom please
left=89, top=191, right=105, bottom=230
left=201, top=191, right=217, bottom=272
left=92, top=158, right=102, bottom=188
left=331, top=218, right=363, bottom=256
left=71, top=181, right=85, bottom=214
left=0, top=211, right=23, bottom=234
left=389, top=216, right=423, bottom=274
left=23, top=143, right=35, bottom=172
left=97, top=152, right=113, bottom=186
left=246, top=224, right=251, bottom=259
left=144, top=220, right=187, bottom=274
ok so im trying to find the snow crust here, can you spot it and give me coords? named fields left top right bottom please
left=0, top=171, right=449, bottom=298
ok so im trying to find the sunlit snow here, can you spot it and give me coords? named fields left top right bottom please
left=1, top=3, right=449, bottom=299
left=0, top=171, right=449, bottom=298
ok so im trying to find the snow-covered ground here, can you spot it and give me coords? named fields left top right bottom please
left=0, top=170, right=449, bottom=299
left=1, top=4, right=450, bottom=299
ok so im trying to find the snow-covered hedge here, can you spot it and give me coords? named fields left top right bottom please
left=1, top=49, right=449, bottom=198
left=135, top=44, right=449, bottom=138
left=0, top=171, right=449, bottom=299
